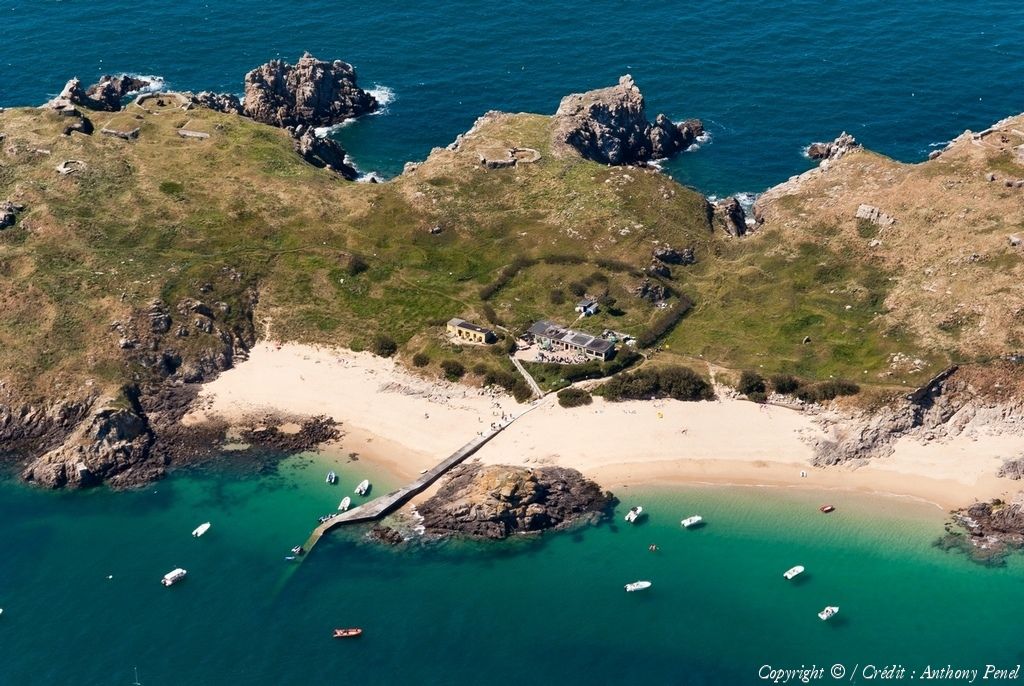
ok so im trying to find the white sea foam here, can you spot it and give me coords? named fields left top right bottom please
left=928, top=140, right=951, bottom=148
left=313, top=120, right=355, bottom=137
left=356, top=171, right=386, bottom=184
left=685, top=131, right=712, bottom=152
left=367, top=83, right=396, bottom=114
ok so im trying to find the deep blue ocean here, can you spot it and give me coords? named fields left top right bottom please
left=3, top=1, right=1023, bottom=196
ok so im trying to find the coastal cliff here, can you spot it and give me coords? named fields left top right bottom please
left=416, top=464, right=615, bottom=539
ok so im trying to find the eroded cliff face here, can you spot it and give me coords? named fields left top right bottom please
left=551, top=75, right=703, bottom=165
left=417, top=464, right=616, bottom=539
left=242, top=52, right=378, bottom=128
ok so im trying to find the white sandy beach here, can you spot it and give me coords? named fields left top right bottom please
left=185, top=342, right=1020, bottom=510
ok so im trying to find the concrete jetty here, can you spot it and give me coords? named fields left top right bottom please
left=300, top=413, right=525, bottom=554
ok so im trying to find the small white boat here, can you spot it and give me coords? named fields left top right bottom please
left=161, top=568, right=187, bottom=587
left=818, top=605, right=839, bottom=621
left=681, top=515, right=703, bottom=528
left=338, top=496, right=351, bottom=511
left=624, top=506, right=643, bottom=523
left=191, top=522, right=211, bottom=538
left=624, top=580, right=652, bottom=592
left=355, top=479, right=370, bottom=496
left=783, top=565, right=805, bottom=580
left=326, top=471, right=337, bottom=485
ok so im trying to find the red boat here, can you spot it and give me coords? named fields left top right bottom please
left=333, top=628, right=363, bottom=639
left=819, top=505, right=836, bottom=513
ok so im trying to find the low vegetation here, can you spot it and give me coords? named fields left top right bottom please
left=600, top=365, right=714, bottom=402
left=556, top=387, right=592, bottom=408
left=523, top=349, right=642, bottom=392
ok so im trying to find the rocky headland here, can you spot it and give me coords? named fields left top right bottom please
left=551, top=74, right=703, bottom=165
left=416, top=464, right=616, bottom=539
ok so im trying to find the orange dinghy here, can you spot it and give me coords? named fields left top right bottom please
left=333, top=628, right=363, bottom=639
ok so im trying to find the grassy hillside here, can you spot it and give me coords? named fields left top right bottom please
left=4, top=100, right=1018, bottom=407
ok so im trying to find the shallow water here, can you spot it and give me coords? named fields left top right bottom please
left=1, top=454, right=1021, bottom=685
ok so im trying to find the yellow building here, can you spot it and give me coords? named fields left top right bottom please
left=446, top=318, right=497, bottom=344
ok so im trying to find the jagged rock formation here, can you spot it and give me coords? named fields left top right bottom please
left=191, top=91, right=242, bottom=115
left=997, top=458, right=1024, bottom=480
left=717, top=196, right=747, bottom=237
left=417, top=464, right=615, bottom=539
left=806, top=132, right=860, bottom=161
left=85, top=74, right=153, bottom=111
left=45, top=76, right=153, bottom=113
left=949, top=492, right=1024, bottom=560
left=551, top=75, right=703, bottom=165
left=242, top=52, right=378, bottom=128
left=291, top=125, right=358, bottom=179
left=652, top=245, right=695, bottom=265
left=632, top=278, right=669, bottom=303
left=239, top=415, right=340, bottom=452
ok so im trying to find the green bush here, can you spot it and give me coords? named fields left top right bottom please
left=747, top=391, right=768, bottom=404
left=568, top=281, right=587, bottom=297
left=440, top=359, right=466, bottom=381
left=636, top=296, right=694, bottom=348
left=738, top=370, right=766, bottom=396
left=345, top=253, right=369, bottom=276
left=557, top=387, right=593, bottom=408
left=549, top=289, right=566, bottom=305
left=795, top=379, right=860, bottom=403
left=601, top=365, right=713, bottom=402
left=471, top=362, right=488, bottom=375
left=479, top=256, right=537, bottom=301
left=370, top=334, right=397, bottom=358
left=770, top=374, right=801, bottom=394
left=412, top=352, right=430, bottom=367
left=481, top=303, right=499, bottom=325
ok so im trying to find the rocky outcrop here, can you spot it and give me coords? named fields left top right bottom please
left=717, top=196, right=747, bottom=237
left=806, top=132, right=860, bottom=161
left=239, top=415, right=340, bottom=452
left=191, top=91, right=242, bottom=115
left=85, top=75, right=154, bottom=111
left=551, top=75, right=703, bottom=165
left=632, top=278, right=669, bottom=303
left=652, top=245, right=695, bottom=265
left=417, top=464, right=615, bottom=539
left=21, top=400, right=155, bottom=489
left=46, top=76, right=153, bottom=113
left=997, top=458, right=1024, bottom=480
left=242, top=52, right=378, bottom=128
left=947, top=492, right=1024, bottom=562
left=1, top=201, right=25, bottom=230
left=291, top=125, right=358, bottom=179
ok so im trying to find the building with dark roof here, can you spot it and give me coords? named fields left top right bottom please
left=526, top=320, right=615, bottom=360
left=447, top=318, right=497, bottom=344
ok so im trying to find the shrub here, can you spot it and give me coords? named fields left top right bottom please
left=568, top=281, right=587, bottom=297
left=737, top=370, right=766, bottom=397
left=795, top=379, right=860, bottom=403
left=479, top=256, right=537, bottom=301
left=369, top=334, right=397, bottom=358
left=770, top=374, right=801, bottom=394
left=412, top=352, right=430, bottom=367
left=472, top=362, right=488, bottom=375
left=636, top=296, right=694, bottom=348
left=549, top=289, right=566, bottom=305
left=345, top=253, right=369, bottom=276
left=481, top=303, right=499, bottom=325
left=747, top=391, right=768, bottom=404
left=601, top=365, right=713, bottom=402
left=557, top=388, right=593, bottom=408
left=440, top=359, right=466, bottom=381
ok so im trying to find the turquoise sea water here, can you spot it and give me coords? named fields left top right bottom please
left=2, top=453, right=1023, bottom=686
left=3, top=1, right=1023, bottom=195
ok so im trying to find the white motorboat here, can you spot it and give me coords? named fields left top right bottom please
left=681, top=515, right=703, bottom=528
left=191, top=522, right=211, bottom=538
left=161, top=568, right=187, bottom=587
left=338, top=496, right=351, bottom=511
left=624, top=580, right=652, bottom=592
left=355, top=479, right=370, bottom=496
left=818, top=605, right=839, bottom=621
left=326, top=471, right=337, bottom=485
left=624, top=506, right=643, bottom=523
left=783, top=565, right=805, bottom=580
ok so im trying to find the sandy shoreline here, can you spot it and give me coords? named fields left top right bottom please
left=185, top=342, right=1019, bottom=511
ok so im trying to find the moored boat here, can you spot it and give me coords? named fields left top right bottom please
left=161, top=568, right=187, bottom=587
left=624, top=580, right=652, bottom=592
left=338, top=496, right=351, bottom=511
left=291, top=545, right=304, bottom=556
left=326, top=471, right=337, bottom=485
left=681, top=515, right=703, bottom=528
left=191, top=522, right=211, bottom=538
left=355, top=479, right=370, bottom=496
left=624, top=506, right=643, bottom=523
left=783, top=565, right=805, bottom=580
left=333, top=627, right=363, bottom=638
left=820, top=505, right=835, bottom=513
left=818, top=605, right=839, bottom=620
